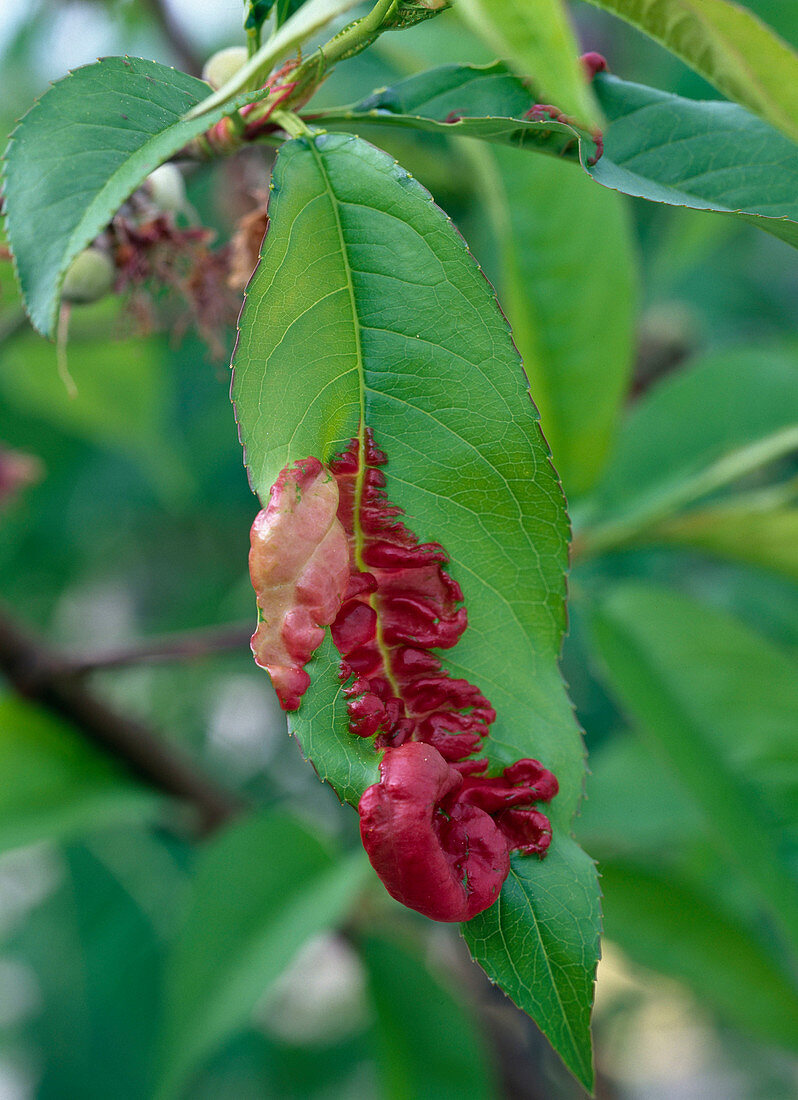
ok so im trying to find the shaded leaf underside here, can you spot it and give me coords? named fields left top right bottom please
left=307, top=64, right=798, bottom=248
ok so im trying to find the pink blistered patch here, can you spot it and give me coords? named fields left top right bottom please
left=327, top=431, right=559, bottom=921
left=249, top=457, right=350, bottom=710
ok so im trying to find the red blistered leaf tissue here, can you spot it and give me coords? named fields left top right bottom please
left=249, top=432, right=558, bottom=921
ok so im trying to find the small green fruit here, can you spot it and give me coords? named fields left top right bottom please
left=146, top=163, right=186, bottom=214
left=61, top=248, right=115, bottom=304
left=202, top=45, right=249, bottom=91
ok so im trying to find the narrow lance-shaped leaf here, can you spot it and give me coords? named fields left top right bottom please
left=582, top=0, right=798, bottom=143
left=158, top=812, right=370, bottom=1099
left=644, top=492, right=798, bottom=584
left=468, top=144, right=637, bottom=497
left=576, top=346, right=798, bottom=552
left=232, top=131, right=598, bottom=1088
left=590, top=583, right=798, bottom=973
left=458, top=0, right=600, bottom=128
left=308, top=64, right=798, bottom=249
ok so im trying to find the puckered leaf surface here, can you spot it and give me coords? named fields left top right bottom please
left=232, top=131, right=598, bottom=1088
left=308, top=64, right=798, bottom=248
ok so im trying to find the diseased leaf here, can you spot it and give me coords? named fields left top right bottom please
left=232, top=132, right=597, bottom=1086
left=470, top=145, right=637, bottom=496
left=2, top=57, right=269, bottom=337
left=590, top=583, right=798, bottom=973
left=361, top=934, right=496, bottom=1099
left=0, top=694, right=159, bottom=855
left=310, top=64, right=798, bottom=249
left=305, top=62, right=598, bottom=158
left=458, top=0, right=599, bottom=127
left=158, top=812, right=369, bottom=1099
left=582, top=0, right=798, bottom=143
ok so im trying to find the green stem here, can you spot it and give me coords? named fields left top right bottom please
left=186, top=0, right=383, bottom=121
left=271, top=109, right=315, bottom=139
left=317, top=0, right=397, bottom=69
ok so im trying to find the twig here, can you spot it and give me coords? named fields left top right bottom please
left=70, top=620, right=253, bottom=676
left=141, top=0, right=204, bottom=77
left=0, top=605, right=240, bottom=834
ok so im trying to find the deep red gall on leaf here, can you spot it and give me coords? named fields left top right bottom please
left=249, top=433, right=559, bottom=921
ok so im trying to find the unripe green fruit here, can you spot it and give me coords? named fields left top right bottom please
left=202, top=45, right=249, bottom=91
left=61, top=248, right=115, bottom=304
left=146, top=163, right=186, bottom=213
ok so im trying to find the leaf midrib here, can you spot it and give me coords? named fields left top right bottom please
left=303, top=135, right=403, bottom=701
left=500, top=868, right=587, bottom=1080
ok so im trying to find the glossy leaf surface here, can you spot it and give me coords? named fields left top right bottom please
left=310, top=65, right=798, bottom=248
left=232, top=131, right=597, bottom=1087
left=462, top=833, right=600, bottom=1089
left=583, top=0, right=798, bottom=142
left=3, top=57, right=266, bottom=337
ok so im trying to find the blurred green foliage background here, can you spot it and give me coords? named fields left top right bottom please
left=1, top=2, right=797, bottom=1098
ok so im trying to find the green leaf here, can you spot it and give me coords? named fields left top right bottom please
left=310, top=65, right=798, bottom=248
left=642, top=491, right=798, bottom=583
left=458, top=0, right=600, bottom=127
left=190, top=0, right=362, bottom=119
left=11, top=843, right=168, bottom=1099
left=306, top=61, right=597, bottom=157
left=590, top=74, right=798, bottom=249
left=158, top=811, right=369, bottom=1099
left=462, top=834, right=600, bottom=1090
left=579, top=734, right=798, bottom=1047
left=0, top=694, right=158, bottom=855
left=469, top=145, right=637, bottom=496
left=290, top=633, right=380, bottom=806
left=582, top=0, right=798, bottom=143
left=599, top=859, right=798, bottom=1051
left=232, top=131, right=597, bottom=1084
left=589, top=582, right=798, bottom=973
left=360, top=934, right=497, bottom=1099
left=2, top=56, right=268, bottom=338
left=576, top=345, right=798, bottom=553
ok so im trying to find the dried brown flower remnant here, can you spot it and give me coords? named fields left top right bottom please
left=227, top=205, right=270, bottom=291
